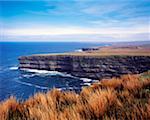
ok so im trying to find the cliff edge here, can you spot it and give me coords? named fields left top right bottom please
left=19, top=45, right=150, bottom=80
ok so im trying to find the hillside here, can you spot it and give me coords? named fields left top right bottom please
left=0, top=71, right=150, bottom=120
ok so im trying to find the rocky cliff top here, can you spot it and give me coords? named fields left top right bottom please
left=18, top=44, right=150, bottom=80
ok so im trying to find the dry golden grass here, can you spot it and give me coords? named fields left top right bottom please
left=33, top=45, right=150, bottom=57
left=0, top=71, right=150, bottom=120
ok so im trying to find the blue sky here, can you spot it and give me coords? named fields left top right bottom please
left=0, top=0, right=150, bottom=42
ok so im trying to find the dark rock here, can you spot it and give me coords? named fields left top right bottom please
left=82, top=48, right=99, bottom=51
left=19, top=55, right=150, bottom=80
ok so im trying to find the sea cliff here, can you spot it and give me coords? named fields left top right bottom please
left=18, top=45, right=150, bottom=80
left=19, top=55, right=150, bottom=80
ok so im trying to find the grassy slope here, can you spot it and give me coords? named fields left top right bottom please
left=0, top=72, right=150, bottom=120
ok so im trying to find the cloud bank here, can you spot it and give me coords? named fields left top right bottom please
left=0, top=0, right=149, bottom=42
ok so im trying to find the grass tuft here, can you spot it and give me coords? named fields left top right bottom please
left=0, top=72, right=150, bottom=120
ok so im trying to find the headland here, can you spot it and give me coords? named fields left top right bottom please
left=19, top=44, right=150, bottom=80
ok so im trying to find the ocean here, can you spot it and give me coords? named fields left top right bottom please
left=0, top=42, right=108, bottom=101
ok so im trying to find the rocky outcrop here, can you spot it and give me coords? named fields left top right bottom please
left=19, top=55, right=150, bottom=80
left=81, top=47, right=99, bottom=51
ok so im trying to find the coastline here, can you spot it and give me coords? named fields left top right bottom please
left=19, top=44, right=150, bottom=80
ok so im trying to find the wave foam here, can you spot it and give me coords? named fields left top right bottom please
left=20, top=68, right=93, bottom=87
left=20, top=68, right=76, bottom=78
left=22, top=74, right=36, bottom=78
left=80, top=78, right=92, bottom=82
left=83, top=83, right=91, bottom=86
left=15, top=80, right=49, bottom=90
left=21, top=68, right=63, bottom=74
left=9, top=67, right=18, bottom=70
left=58, top=86, right=80, bottom=91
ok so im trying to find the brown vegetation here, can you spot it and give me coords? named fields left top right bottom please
left=0, top=72, right=150, bottom=120
left=36, top=44, right=150, bottom=56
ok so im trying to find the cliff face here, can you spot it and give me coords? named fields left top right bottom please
left=19, top=55, right=150, bottom=80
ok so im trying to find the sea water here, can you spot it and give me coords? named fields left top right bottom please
left=0, top=42, right=108, bottom=101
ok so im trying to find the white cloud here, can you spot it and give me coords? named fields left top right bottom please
left=88, top=16, right=149, bottom=29
left=2, top=24, right=148, bottom=36
left=1, top=24, right=149, bottom=42
left=1, top=33, right=148, bottom=42
left=81, top=2, right=125, bottom=16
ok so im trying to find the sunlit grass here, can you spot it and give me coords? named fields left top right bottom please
left=0, top=71, right=150, bottom=120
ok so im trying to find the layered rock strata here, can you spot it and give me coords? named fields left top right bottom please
left=19, top=55, right=150, bottom=80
